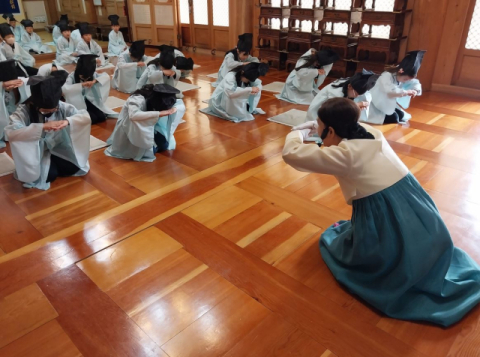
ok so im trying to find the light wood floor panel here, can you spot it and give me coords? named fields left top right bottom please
left=0, top=284, right=58, bottom=348
left=0, top=320, right=82, bottom=357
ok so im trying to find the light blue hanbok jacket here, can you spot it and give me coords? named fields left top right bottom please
left=56, top=36, right=77, bottom=65
left=105, top=95, right=186, bottom=161
left=0, top=41, right=35, bottom=69
left=200, top=71, right=264, bottom=123
left=76, top=39, right=106, bottom=66
left=6, top=102, right=91, bottom=190
left=211, top=52, right=259, bottom=87
left=63, top=72, right=119, bottom=118
left=21, top=32, right=52, bottom=53
left=366, top=71, right=422, bottom=124
left=136, top=65, right=181, bottom=96
left=108, top=30, right=127, bottom=55
left=112, top=50, right=148, bottom=93
left=276, top=49, right=332, bottom=105
left=11, top=25, right=25, bottom=44
left=52, top=25, right=62, bottom=44
left=71, top=29, right=82, bottom=48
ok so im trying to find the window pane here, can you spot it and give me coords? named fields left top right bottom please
left=179, top=0, right=190, bottom=24
left=213, top=0, right=229, bottom=26
left=301, top=0, right=314, bottom=8
left=362, top=24, right=391, bottom=38
left=194, top=0, right=208, bottom=25
left=466, top=0, right=480, bottom=50
left=374, top=0, right=395, bottom=12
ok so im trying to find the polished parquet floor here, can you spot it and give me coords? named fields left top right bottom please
left=0, top=49, right=480, bottom=357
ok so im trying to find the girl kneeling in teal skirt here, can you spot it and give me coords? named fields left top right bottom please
left=282, top=97, right=480, bottom=327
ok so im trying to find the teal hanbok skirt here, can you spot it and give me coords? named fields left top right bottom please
left=320, top=174, right=480, bottom=327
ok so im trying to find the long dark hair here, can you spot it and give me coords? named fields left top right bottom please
left=230, top=65, right=251, bottom=87
left=131, top=85, right=156, bottom=111
left=330, top=78, right=350, bottom=98
left=318, top=98, right=374, bottom=140
left=295, top=54, right=318, bottom=71
left=225, top=48, right=239, bottom=61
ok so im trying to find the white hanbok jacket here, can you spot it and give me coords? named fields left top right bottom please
left=0, top=42, right=36, bottom=70
left=105, top=95, right=186, bottom=161
left=211, top=52, right=259, bottom=88
left=56, top=36, right=77, bottom=65
left=21, top=32, right=52, bottom=53
left=112, top=50, right=148, bottom=93
left=277, top=49, right=332, bottom=105
left=52, top=25, right=62, bottom=44
left=76, top=39, right=106, bottom=66
left=136, top=64, right=181, bottom=92
left=37, top=63, right=66, bottom=76
left=6, top=102, right=91, bottom=190
left=366, top=71, right=422, bottom=124
left=71, top=29, right=82, bottom=48
left=305, top=79, right=373, bottom=122
left=11, top=25, right=25, bottom=44
left=200, top=71, right=263, bottom=123
left=63, top=72, right=118, bottom=118
left=108, top=30, right=127, bottom=55
left=282, top=124, right=409, bottom=204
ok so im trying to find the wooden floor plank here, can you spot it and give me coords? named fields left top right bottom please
left=0, top=320, right=82, bottom=357
left=0, top=284, right=58, bottom=348
left=157, top=213, right=428, bottom=357
left=38, top=265, right=166, bottom=357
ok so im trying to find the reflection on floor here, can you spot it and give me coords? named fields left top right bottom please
left=0, top=49, right=479, bottom=357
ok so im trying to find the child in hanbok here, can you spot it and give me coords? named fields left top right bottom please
left=0, top=24, right=37, bottom=77
left=63, top=54, right=118, bottom=124
left=52, top=14, right=68, bottom=44
left=3, top=14, right=24, bottom=44
left=6, top=70, right=91, bottom=190
left=200, top=62, right=269, bottom=123
left=305, top=69, right=378, bottom=122
left=0, top=59, right=31, bottom=148
left=283, top=97, right=480, bottom=327
left=175, top=55, right=195, bottom=78
left=105, top=84, right=186, bottom=161
left=37, top=61, right=65, bottom=76
left=211, top=33, right=259, bottom=88
left=76, top=23, right=106, bottom=67
left=112, top=40, right=147, bottom=93
left=55, top=23, right=78, bottom=65
left=277, top=49, right=339, bottom=105
left=154, top=44, right=185, bottom=60
left=136, top=51, right=180, bottom=90
left=366, top=50, right=425, bottom=124
left=107, top=15, right=127, bottom=56
left=20, top=19, right=52, bottom=54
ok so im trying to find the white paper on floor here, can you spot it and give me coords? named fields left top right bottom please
left=176, top=81, right=201, bottom=92
left=262, top=81, right=285, bottom=93
left=193, top=64, right=201, bottom=69
left=45, top=41, right=55, bottom=46
left=267, top=109, right=307, bottom=127
left=97, top=63, right=115, bottom=70
left=90, top=135, right=108, bottom=151
left=206, top=73, right=218, bottom=79
left=0, top=152, right=15, bottom=177
left=105, top=96, right=126, bottom=109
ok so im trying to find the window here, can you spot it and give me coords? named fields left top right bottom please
left=466, top=0, right=480, bottom=50
left=301, top=20, right=312, bottom=32
left=362, top=24, right=391, bottom=38
left=193, top=0, right=208, bottom=25
left=179, top=0, right=190, bottom=24
left=364, top=0, right=395, bottom=11
left=327, top=0, right=351, bottom=10
left=212, top=0, right=229, bottom=26
left=301, top=0, right=314, bottom=8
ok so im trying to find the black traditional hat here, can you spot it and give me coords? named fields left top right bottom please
left=242, top=62, right=269, bottom=82
left=59, top=22, right=70, bottom=32
left=21, top=19, right=34, bottom=28
left=149, top=84, right=180, bottom=111
left=316, top=49, right=340, bottom=68
left=398, top=50, right=426, bottom=77
left=0, top=23, right=13, bottom=37
left=237, top=33, right=253, bottom=53
left=2, top=13, right=17, bottom=22
left=0, top=59, right=18, bottom=82
left=160, top=50, right=175, bottom=69
left=350, top=69, right=378, bottom=95
left=60, top=14, right=69, bottom=22
left=175, top=57, right=194, bottom=70
left=108, top=14, right=120, bottom=26
left=158, top=44, right=176, bottom=53
left=77, top=22, right=91, bottom=36
left=129, top=40, right=146, bottom=59
left=75, top=54, right=98, bottom=81
left=28, top=70, right=69, bottom=109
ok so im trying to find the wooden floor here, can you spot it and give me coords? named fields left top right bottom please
left=0, top=49, right=480, bottom=357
